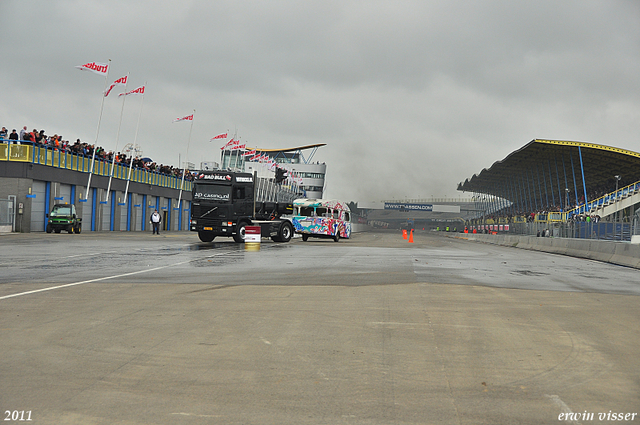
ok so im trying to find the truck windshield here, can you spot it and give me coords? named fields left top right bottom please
left=193, top=185, right=232, bottom=202
left=50, top=206, right=72, bottom=216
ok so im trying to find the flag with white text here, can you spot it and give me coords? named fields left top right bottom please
left=119, top=85, right=145, bottom=97
left=105, top=75, right=128, bottom=97
left=173, top=114, right=193, bottom=122
left=210, top=133, right=228, bottom=141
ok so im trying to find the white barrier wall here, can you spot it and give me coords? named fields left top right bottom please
left=457, top=233, right=640, bottom=269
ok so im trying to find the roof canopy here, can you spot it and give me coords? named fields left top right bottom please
left=457, top=139, right=640, bottom=211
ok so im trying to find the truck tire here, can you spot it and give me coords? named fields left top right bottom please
left=273, top=221, right=293, bottom=243
left=46, top=224, right=52, bottom=234
left=333, top=230, right=340, bottom=242
left=233, top=222, right=247, bottom=243
left=198, top=231, right=215, bottom=242
left=74, top=225, right=82, bottom=234
left=67, top=225, right=74, bottom=234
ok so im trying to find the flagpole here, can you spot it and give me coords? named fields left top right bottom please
left=177, top=109, right=195, bottom=210
left=124, top=82, right=146, bottom=201
left=106, top=72, right=130, bottom=202
left=84, top=59, right=111, bottom=201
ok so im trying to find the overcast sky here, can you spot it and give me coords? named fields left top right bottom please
left=1, top=0, right=639, bottom=202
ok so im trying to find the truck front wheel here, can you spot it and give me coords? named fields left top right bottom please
left=233, top=223, right=246, bottom=243
left=46, top=224, right=52, bottom=233
left=74, top=225, right=82, bottom=234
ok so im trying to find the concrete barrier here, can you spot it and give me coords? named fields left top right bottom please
left=455, top=233, right=640, bottom=269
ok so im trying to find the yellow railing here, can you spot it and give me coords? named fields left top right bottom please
left=0, top=142, right=191, bottom=191
left=534, top=212, right=566, bottom=222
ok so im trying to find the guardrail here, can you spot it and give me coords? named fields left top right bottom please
left=0, top=141, right=191, bottom=191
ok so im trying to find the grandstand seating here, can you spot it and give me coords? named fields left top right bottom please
left=569, top=181, right=640, bottom=218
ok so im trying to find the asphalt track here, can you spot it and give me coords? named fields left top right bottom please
left=0, top=230, right=638, bottom=425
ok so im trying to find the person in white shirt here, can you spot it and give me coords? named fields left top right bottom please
left=150, top=210, right=162, bottom=234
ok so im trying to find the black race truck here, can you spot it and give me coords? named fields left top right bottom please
left=46, top=203, right=82, bottom=234
left=190, top=171, right=300, bottom=243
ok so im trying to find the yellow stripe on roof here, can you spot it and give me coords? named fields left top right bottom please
left=535, top=139, right=640, bottom=158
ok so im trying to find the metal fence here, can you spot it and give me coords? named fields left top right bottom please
left=505, top=220, right=637, bottom=241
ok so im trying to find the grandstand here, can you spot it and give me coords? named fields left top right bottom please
left=0, top=140, right=192, bottom=233
left=457, top=139, right=640, bottom=241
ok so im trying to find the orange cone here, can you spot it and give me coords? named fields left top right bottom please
left=408, top=229, right=414, bottom=243
left=402, top=229, right=407, bottom=239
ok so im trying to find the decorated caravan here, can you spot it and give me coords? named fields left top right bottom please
left=292, top=199, right=351, bottom=242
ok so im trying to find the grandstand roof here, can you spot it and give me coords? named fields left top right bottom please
left=257, top=143, right=326, bottom=153
left=457, top=139, right=640, bottom=210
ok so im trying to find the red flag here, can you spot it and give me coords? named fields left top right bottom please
left=75, top=61, right=109, bottom=76
left=242, top=149, right=256, bottom=157
left=173, top=114, right=193, bottom=123
left=119, top=85, right=145, bottom=96
left=231, top=143, right=246, bottom=150
left=210, top=133, right=228, bottom=141
left=105, top=75, right=128, bottom=97
left=220, top=138, right=238, bottom=150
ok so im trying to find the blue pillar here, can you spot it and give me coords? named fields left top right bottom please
left=578, top=146, right=588, bottom=208
left=167, top=198, right=172, bottom=231
left=91, top=187, right=97, bottom=231
left=110, top=191, right=116, bottom=231
left=554, top=157, right=562, bottom=210
left=561, top=154, right=570, bottom=208
left=44, top=182, right=51, bottom=230
left=542, top=163, right=556, bottom=206
left=526, top=169, right=536, bottom=212
left=570, top=152, right=579, bottom=209
left=518, top=174, right=527, bottom=213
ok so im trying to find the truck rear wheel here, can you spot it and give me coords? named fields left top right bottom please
left=233, top=223, right=246, bottom=243
left=198, top=231, right=215, bottom=242
left=273, top=221, right=293, bottom=242
left=74, top=225, right=82, bottom=234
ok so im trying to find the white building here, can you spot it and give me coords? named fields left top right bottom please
left=220, top=144, right=327, bottom=199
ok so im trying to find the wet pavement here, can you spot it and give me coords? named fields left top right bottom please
left=0, top=230, right=638, bottom=424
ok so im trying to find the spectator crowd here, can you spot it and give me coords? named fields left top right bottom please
left=1, top=125, right=194, bottom=181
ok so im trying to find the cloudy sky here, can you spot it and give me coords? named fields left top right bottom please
left=1, top=0, right=639, bottom=202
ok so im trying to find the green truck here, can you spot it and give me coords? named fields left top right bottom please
left=46, top=204, right=82, bottom=234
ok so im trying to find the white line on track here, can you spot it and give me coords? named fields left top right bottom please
left=0, top=250, right=234, bottom=301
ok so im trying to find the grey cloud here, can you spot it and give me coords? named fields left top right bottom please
left=1, top=0, right=639, bottom=202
